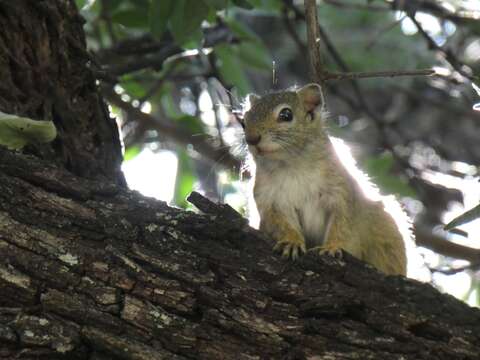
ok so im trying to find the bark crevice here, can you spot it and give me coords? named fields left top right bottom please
left=1, top=148, right=479, bottom=359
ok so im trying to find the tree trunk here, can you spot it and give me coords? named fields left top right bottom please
left=1, top=1, right=480, bottom=359
left=0, top=0, right=124, bottom=185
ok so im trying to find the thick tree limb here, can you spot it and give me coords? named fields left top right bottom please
left=1, top=147, right=480, bottom=359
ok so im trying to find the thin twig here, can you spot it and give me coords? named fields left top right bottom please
left=430, top=262, right=480, bottom=275
left=393, top=85, right=480, bottom=117
left=325, top=69, right=435, bottom=81
left=324, top=0, right=389, bottom=11
left=407, top=13, right=474, bottom=81
left=138, top=57, right=187, bottom=105
left=389, top=0, right=480, bottom=24
left=304, top=0, right=325, bottom=83
left=98, top=25, right=237, bottom=77
left=100, top=0, right=117, bottom=45
left=366, top=15, right=405, bottom=50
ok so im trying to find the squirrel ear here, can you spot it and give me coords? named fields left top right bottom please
left=247, top=93, right=260, bottom=107
left=297, top=83, right=324, bottom=112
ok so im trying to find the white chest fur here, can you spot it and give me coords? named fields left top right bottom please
left=254, top=160, right=330, bottom=247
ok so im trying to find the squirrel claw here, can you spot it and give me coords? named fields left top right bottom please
left=310, top=244, right=343, bottom=259
left=274, top=240, right=306, bottom=260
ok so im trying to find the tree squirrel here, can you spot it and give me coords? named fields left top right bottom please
left=242, top=83, right=407, bottom=275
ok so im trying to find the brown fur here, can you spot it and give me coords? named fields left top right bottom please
left=244, top=84, right=407, bottom=276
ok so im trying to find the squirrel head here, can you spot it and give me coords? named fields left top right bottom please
left=242, top=83, right=326, bottom=160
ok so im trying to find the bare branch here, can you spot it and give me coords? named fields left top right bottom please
left=102, top=87, right=241, bottom=172
left=98, top=25, right=237, bottom=77
left=390, top=0, right=480, bottom=24
left=324, top=0, right=389, bottom=11
left=304, top=0, right=325, bottom=83
left=415, top=225, right=480, bottom=263
left=407, top=13, right=474, bottom=81
left=430, top=262, right=480, bottom=275
left=365, top=15, right=405, bottom=50
left=325, top=69, right=435, bottom=81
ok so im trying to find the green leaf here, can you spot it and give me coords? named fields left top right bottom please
left=241, top=0, right=281, bottom=12
left=123, top=145, right=142, bottom=161
left=223, top=18, right=271, bottom=70
left=0, top=112, right=57, bottom=150
left=170, top=0, right=209, bottom=46
left=232, top=0, right=254, bottom=9
left=364, top=153, right=394, bottom=174
left=363, top=153, right=416, bottom=198
left=204, top=0, right=228, bottom=10
left=176, top=115, right=205, bottom=135
left=75, top=0, right=88, bottom=10
left=215, top=44, right=251, bottom=96
left=174, top=150, right=196, bottom=207
left=104, top=0, right=125, bottom=13
left=120, top=77, right=147, bottom=98
left=111, top=8, right=149, bottom=28
left=158, top=82, right=180, bottom=118
left=129, top=0, right=149, bottom=10
left=181, top=28, right=203, bottom=50
left=237, top=41, right=271, bottom=70
left=444, top=204, right=480, bottom=231
left=224, top=17, right=258, bottom=42
left=149, top=0, right=174, bottom=38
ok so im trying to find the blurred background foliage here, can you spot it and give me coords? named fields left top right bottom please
left=77, top=0, right=480, bottom=305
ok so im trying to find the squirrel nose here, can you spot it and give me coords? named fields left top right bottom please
left=246, top=134, right=262, bottom=146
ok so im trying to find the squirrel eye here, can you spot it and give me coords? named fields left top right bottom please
left=278, top=108, right=293, bottom=122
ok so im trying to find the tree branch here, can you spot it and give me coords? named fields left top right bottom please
left=407, top=13, right=474, bottom=81
left=390, top=0, right=480, bottom=24
left=98, top=25, right=237, bottom=77
left=102, top=87, right=241, bottom=172
left=324, top=0, right=389, bottom=11
left=302, top=0, right=436, bottom=85
left=415, top=225, right=480, bottom=263
left=304, top=0, right=326, bottom=83
left=325, top=69, right=435, bottom=81
left=2, top=147, right=480, bottom=358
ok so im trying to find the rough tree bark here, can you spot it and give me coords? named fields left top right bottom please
left=1, top=1, right=480, bottom=359
left=0, top=0, right=125, bottom=185
left=1, top=148, right=480, bottom=359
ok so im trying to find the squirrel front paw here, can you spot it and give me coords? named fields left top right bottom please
left=310, top=243, right=344, bottom=259
left=273, top=230, right=306, bottom=260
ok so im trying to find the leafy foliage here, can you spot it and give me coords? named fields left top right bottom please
left=363, top=153, right=416, bottom=198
